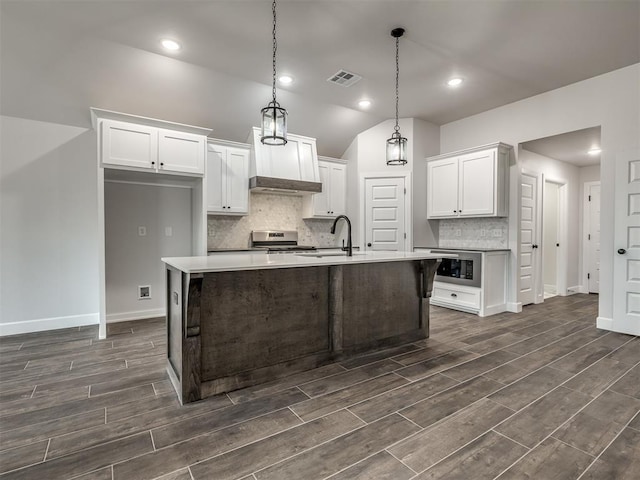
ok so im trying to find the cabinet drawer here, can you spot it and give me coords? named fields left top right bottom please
left=431, top=283, right=480, bottom=311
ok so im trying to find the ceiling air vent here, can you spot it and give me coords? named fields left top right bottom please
left=327, top=69, right=362, bottom=87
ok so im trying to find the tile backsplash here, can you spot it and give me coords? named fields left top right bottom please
left=438, top=217, right=509, bottom=249
left=207, top=193, right=342, bottom=249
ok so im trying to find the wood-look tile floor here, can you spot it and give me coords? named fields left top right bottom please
left=1, top=294, right=639, bottom=480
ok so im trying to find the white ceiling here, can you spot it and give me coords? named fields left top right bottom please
left=1, top=0, right=638, bottom=158
left=521, top=127, right=602, bottom=167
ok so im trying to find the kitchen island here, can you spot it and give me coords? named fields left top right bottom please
left=162, top=251, right=451, bottom=404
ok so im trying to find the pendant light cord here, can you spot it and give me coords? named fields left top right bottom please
left=271, top=0, right=278, bottom=104
left=394, top=34, right=400, bottom=133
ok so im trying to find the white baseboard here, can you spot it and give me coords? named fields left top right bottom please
left=106, top=308, right=165, bottom=323
left=596, top=316, right=613, bottom=331
left=544, top=284, right=557, bottom=295
left=0, top=313, right=99, bottom=337
left=506, top=302, right=522, bottom=313
left=567, top=285, right=585, bottom=295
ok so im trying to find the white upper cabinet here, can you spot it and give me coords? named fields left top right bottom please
left=158, top=129, right=206, bottom=175
left=427, top=143, right=511, bottom=219
left=303, top=157, right=347, bottom=218
left=249, top=127, right=320, bottom=182
left=206, top=142, right=250, bottom=215
left=92, top=108, right=210, bottom=177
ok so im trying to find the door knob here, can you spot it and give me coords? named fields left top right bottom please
left=618, top=248, right=627, bottom=255
left=367, top=243, right=372, bottom=247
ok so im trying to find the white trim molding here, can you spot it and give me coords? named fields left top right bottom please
left=596, top=316, right=613, bottom=331
left=506, top=302, right=523, bottom=313
left=0, top=313, right=100, bottom=337
left=106, top=309, right=166, bottom=323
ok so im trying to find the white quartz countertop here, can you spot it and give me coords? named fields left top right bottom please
left=162, top=251, right=455, bottom=274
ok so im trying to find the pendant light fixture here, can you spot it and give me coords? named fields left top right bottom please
left=261, top=0, right=287, bottom=145
left=386, top=27, right=407, bottom=165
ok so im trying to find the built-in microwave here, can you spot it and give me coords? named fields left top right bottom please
left=431, top=250, right=482, bottom=288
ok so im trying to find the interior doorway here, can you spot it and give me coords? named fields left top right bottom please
left=542, top=181, right=566, bottom=298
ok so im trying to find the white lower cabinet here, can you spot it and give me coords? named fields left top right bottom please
left=206, top=142, right=250, bottom=215
left=428, top=250, right=509, bottom=317
left=303, top=157, right=347, bottom=218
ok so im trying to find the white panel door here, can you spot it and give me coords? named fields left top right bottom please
left=225, top=148, right=249, bottom=214
left=158, top=129, right=205, bottom=175
left=520, top=170, right=543, bottom=305
left=587, top=183, right=601, bottom=293
left=613, top=149, right=640, bottom=335
left=365, top=177, right=406, bottom=251
left=206, top=145, right=226, bottom=213
left=427, top=158, right=459, bottom=218
left=459, top=149, right=496, bottom=216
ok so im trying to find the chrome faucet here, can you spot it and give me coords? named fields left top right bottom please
left=330, top=215, right=352, bottom=256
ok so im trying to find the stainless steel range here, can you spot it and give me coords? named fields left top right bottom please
left=250, top=230, right=317, bottom=253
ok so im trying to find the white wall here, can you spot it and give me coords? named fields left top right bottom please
left=440, top=64, right=640, bottom=327
left=345, top=118, right=440, bottom=249
left=0, top=116, right=100, bottom=335
left=105, top=182, right=192, bottom=322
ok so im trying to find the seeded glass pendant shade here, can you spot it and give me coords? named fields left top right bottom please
left=386, top=27, right=407, bottom=166
left=261, top=0, right=287, bottom=145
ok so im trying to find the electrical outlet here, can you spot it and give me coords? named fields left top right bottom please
left=138, top=226, right=146, bottom=237
left=455, top=229, right=462, bottom=237
left=165, top=227, right=173, bottom=237
left=138, top=285, right=151, bottom=299
left=492, top=229, right=502, bottom=237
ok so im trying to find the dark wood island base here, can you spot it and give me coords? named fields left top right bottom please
left=165, top=259, right=440, bottom=404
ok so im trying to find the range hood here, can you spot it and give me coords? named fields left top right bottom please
left=248, top=127, right=323, bottom=195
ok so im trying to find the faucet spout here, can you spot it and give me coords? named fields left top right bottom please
left=331, top=215, right=353, bottom=257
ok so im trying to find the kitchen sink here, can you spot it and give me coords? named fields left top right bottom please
left=295, top=252, right=367, bottom=258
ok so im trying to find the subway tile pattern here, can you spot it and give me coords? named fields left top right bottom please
left=1, top=295, right=639, bottom=479
left=207, top=193, right=340, bottom=249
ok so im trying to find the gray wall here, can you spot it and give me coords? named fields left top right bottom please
left=105, top=182, right=192, bottom=321
left=0, top=116, right=100, bottom=335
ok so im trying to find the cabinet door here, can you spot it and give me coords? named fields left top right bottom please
left=459, top=149, right=496, bottom=216
left=225, top=148, right=250, bottom=214
left=427, top=158, right=459, bottom=218
left=206, top=145, right=226, bottom=213
left=158, top=129, right=205, bottom=175
left=313, top=162, right=332, bottom=216
left=329, top=163, right=346, bottom=216
left=297, top=137, right=319, bottom=182
left=101, top=120, right=157, bottom=170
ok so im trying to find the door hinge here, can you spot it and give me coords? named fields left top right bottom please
left=588, top=195, right=591, bottom=201
left=588, top=234, right=591, bottom=240
left=404, top=187, right=407, bottom=194
left=587, top=273, right=591, bottom=279
left=404, top=232, right=407, bottom=239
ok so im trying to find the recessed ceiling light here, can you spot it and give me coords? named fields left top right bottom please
left=588, top=147, right=602, bottom=155
left=447, top=77, right=463, bottom=87
left=278, top=75, right=294, bottom=85
left=358, top=99, right=372, bottom=109
left=161, top=39, right=181, bottom=51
